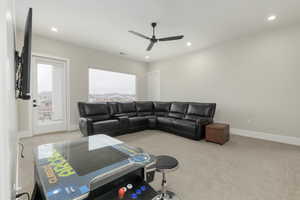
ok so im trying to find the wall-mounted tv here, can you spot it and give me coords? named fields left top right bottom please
left=15, top=8, right=32, bottom=100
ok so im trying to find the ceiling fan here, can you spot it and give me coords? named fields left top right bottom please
left=129, top=22, right=184, bottom=51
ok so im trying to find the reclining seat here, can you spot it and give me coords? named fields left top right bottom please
left=181, top=103, right=216, bottom=140
left=78, top=102, right=120, bottom=137
left=135, top=101, right=156, bottom=129
left=107, top=102, right=129, bottom=134
left=166, top=102, right=191, bottom=137
left=155, top=102, right=173, bottom=131
left=117, top=102, right=145, bottom=132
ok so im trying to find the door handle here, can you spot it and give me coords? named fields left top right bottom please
left=33, top=104, right=38, bottom=107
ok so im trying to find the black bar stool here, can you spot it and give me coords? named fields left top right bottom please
left=153, top=155, right=180, bottom=200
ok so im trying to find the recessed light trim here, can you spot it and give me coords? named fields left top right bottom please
left=267, top=15, right=277, bottom=21
left=145, top=56, right=150, bottom=59
left=186, top=42, right=192, bottom=47
left=51, top=27, right=58, bottom=32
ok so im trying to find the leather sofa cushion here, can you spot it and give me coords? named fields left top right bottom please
left=107, top=102, right=119, bottom=115
left=78, top=102, right=109, bottom=116
left=121, top=112, right=137, bottom=117
left=138, top=112, right=153, bottom=116
left=88, top=114, right=111, bottom=122
left=157, top=117, right=174, bottom=127
left=184, top=103, right=216, bottom=121
left=155, top=111, right=168, bottom=116
left=129, top=116, right=148, bottom=127
left=153, top=102, right=171, bottom=112
left=168, top=103, right=188, bottom=119
left=154, top=102, right=171, bottom=117
left=78, top=102, right=110, bottom=121
left=184, top=115, right=211, bottom=122
left=118, top=102, right=136, bottom=113
left=186, top=103, right=213, bottom=117
left=93, top=119, right=119, bottom=132
left=173, top=119, right=196, bottom=132
left=136, top=102, right=153, bottom=112
left=144, top=115, right=156, bottom=120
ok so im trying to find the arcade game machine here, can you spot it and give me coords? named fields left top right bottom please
left=31, top=135, right=158, bottom=200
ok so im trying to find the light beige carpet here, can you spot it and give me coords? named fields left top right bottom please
left=19, top=130, right=300, bottom=200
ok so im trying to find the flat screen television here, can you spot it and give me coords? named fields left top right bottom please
left=15, top=8, right=32, bottom=100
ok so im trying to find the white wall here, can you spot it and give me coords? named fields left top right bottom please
left=149, top=24, right=300, bottom=138
left=17, top=33, right=148, bottom=134
left=147, top=70, right=160, bottom=101
left=0, top=0, right=18, bottom=199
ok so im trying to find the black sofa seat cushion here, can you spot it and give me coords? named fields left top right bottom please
left=128, top=115, right=156, bottom=124
left=184, top=103, right=216, bottom=121
left=93, top=119, right=120, bottom=133
left=168, top=102, right=188, bottom=119
left=153, top=102, right=171, bottom=116
left=157, top=117, right=174, bottom=128
left=129, top=116, right=149, bottom=127
left=173, top=119, right=196, bottom=132
left=138, top=112, right=152, bottom=116
left=143, top=115, right=156, bottom=120
left=78, top=102, right=110, bottom=121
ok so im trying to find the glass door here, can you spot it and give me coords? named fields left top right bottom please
left=32, top=56, right=67, bottom=134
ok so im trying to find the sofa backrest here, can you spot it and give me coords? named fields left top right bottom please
left=78, top=102, right=110, bottom=121
left=168, top=102, right=188, bottom=119
left=136, top=101, right=153, bottom=116
left=107, top=102, right=119, bottom=115
left=153, top=102, right=171, bottom=116
left=184, top=103, right=216, bottom=121
left=117, top=102, right=137, bottom=117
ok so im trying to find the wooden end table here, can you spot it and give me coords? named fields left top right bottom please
left=205, top=123, right=230, bottom=145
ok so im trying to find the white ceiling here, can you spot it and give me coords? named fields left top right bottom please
left=16, top=0, right=300, bottom=62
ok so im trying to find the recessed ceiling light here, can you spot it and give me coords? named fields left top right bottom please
left=145, top=56, right=150, bottom=59
left=51, top=27, right=58, bottom=32
left=267, top=15, right=277, bottom=21
left=186, top=42, right=192, bottom=47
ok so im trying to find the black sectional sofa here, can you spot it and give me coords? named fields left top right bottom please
left=78, top=101, right=216, bottom=140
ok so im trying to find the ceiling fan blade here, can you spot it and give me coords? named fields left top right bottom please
left=129, top=30, right=150, bottom=40
left=158, top=35, right=184, bottom=41
left=147, top=42, right=155, bottom=51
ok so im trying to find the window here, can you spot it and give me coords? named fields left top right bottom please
left=88, top=68, right=136, bottom=102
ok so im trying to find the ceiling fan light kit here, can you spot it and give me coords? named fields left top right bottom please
left=129, top=22, right=184, bottom=51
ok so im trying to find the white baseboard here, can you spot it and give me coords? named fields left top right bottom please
left=18, top=125, right=79, bottom=139
left=231, top=128, right=300, bottom=146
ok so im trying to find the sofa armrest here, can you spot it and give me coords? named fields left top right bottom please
left=111, top=115, right=128, bottom=120
left=116, top=116, right=129, bottom=120
left=196, top=118, right=213, bottom=126
left=79, top=117, right=94, bottom=137
left=194, top=118, right=213, bottom=139
left=114, top=115, right=129, bottom=130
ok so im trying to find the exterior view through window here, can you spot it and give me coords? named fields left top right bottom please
left=89, top=68, right=136, bottom=102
